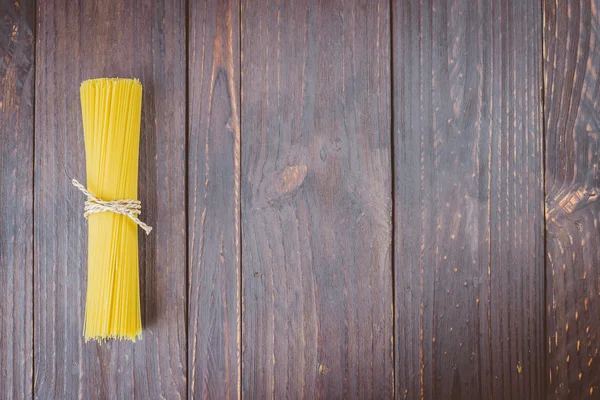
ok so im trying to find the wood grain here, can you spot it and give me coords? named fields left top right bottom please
left=544, top=0, right=600, bottom=397
left=393, top=0, right=545, bottom=398
left=188, top=0, right=240, bottom=398
left=0, top=0, right=34, bottom=397
left=241, top=0, right=393, bottom=398
left=2, top=1, right=598, bottom=397
left=34, top=0, right=186, bottom=398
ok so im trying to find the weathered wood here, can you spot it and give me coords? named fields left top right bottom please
left=544, top=0, right=600, bottom=397
left=34, top=0, right=186, bottom=398
left=393, top=0, right=545, bottom=398
left=241, top=0, right=393, bottom=398
left=188, top=0, right=240, bottom=398
left=0, top=0, right=34, bottom=397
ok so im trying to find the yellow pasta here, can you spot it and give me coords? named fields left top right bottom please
left=80, top=78, right=143, bottom=341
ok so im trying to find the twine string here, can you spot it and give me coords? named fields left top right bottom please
left=71, top=179, right=153, bottom=235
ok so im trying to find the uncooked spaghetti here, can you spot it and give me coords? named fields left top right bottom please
left=77, top=78, right=148, bottom=341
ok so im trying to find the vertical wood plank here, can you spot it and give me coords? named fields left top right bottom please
left=0, top=0, right=34, bottom=397
left=393, top=0, right=545, bottom=398
left=188, top=0, right=240, bottom=398
left=241, top=0, right=393, bottom=398
left=544, top=0, right=600, bottom=397
left=34, top=0, right=186, bottom=397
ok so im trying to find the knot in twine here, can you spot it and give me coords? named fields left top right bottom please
left=71, top=179, right=152, bottom=235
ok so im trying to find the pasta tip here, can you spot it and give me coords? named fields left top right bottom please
left=81, top=77, right=142, bottom=89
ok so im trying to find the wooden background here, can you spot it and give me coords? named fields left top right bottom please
left=0, top=0, right=598, bottom=398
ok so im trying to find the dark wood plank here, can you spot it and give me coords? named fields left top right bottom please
left=34, top=0, right=186, bottom=397
left=544, top=0, right=600, bottom=397
left=241, top=0, right=393, bottom=398
left=0, top=0, right=34, bottom=397
left=393, top=0, right=545, bottom=398
left=188, top=0, right=240, bottom=398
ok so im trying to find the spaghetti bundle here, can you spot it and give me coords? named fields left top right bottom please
left=78, top=78, right=147, bottom=341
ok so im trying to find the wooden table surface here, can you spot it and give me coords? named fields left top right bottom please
left=1, top=0, right=598, bottom=398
